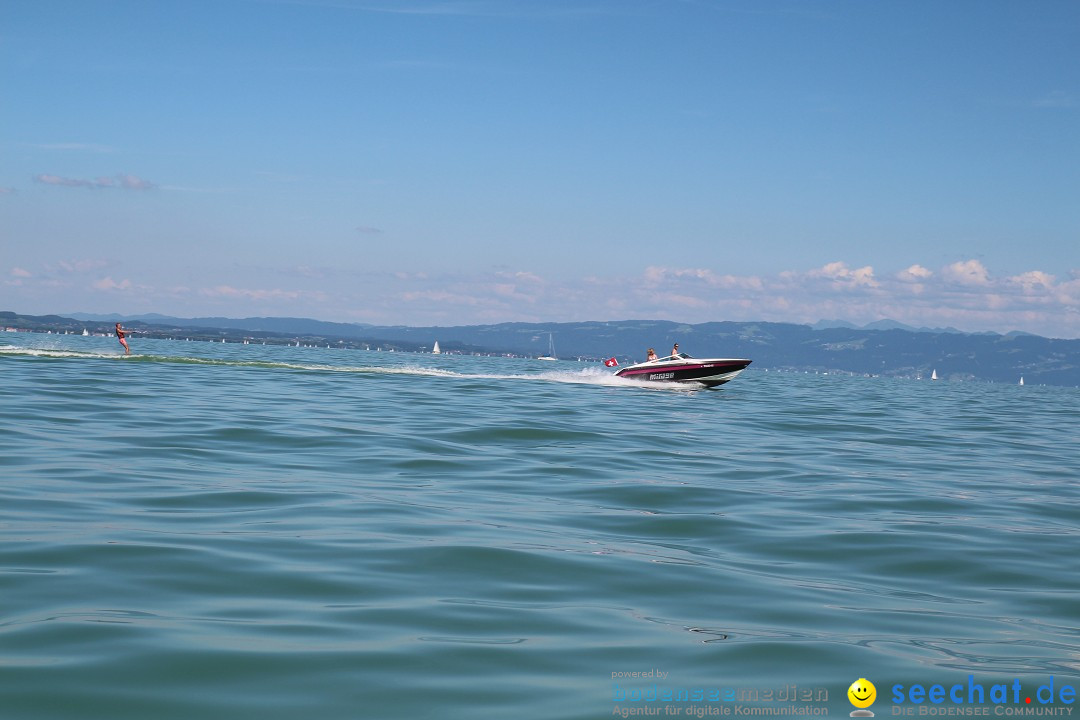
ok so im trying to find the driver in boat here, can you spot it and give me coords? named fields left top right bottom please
left=671, top=343, right=680, bottom=357
left=646, top=348, right=658, bottom=362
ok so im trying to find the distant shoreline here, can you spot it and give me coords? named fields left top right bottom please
left=3, top=310, right=1077, bottom=386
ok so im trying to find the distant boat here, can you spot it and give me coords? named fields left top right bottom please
left=1019, top=376, right=1024, bottom=386
left=433, top=341, right=441, bottom=355
left=82, top=328, right=89, bottom=336
left=537, top=333, right=557, bottom=361
left=931, top=369, right=939, bottom=380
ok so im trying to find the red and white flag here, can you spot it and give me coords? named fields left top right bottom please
left=603, top=357, right=618, bottom=367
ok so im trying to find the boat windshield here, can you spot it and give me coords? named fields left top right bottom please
left=660, top=353, right=693, bottom=361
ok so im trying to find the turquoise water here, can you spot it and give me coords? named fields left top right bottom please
left=2, top=333, right=1078, bottom=719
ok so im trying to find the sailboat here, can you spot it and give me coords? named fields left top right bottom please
left=931, top=369, right=939, bottom=380
left=432, top=341, right=441, bottom=355
left=537, top=333, right=557, bottom=361
left=1019, top=376, right=1024, bottom=386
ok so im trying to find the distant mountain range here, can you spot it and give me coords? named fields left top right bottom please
left=811, top=318, right=1037, bottom=336
left=7, top=310, right=1079, bottom=386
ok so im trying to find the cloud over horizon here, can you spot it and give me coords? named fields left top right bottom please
left=372, top=259, right=1079, bottom=337
left=3, top=259, right=1078, bottom=339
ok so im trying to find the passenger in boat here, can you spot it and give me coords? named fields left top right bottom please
left=670, top=343, right=680, bottom=357
left=646, top=348, right=658, bottom=362
left=115, top=322, right=130, bottom=355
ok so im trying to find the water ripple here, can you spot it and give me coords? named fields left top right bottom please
left=2, top=337, right=1079, bottom=718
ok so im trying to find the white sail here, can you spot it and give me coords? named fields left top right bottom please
left=931, top=369, right=939, bottom=380
left=537, top=333, right=557, bottom=361
left=1019, top=376, right=1024, bottom=386
left=433, top=341, right=441, bottom=354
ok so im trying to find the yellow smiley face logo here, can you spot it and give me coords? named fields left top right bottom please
left=848, top=678, right=876, bottom=708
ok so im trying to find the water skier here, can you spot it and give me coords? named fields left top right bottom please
left=115, top=322, right=131, bottom=354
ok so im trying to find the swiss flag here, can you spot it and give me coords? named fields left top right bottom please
left=603, top=357, right=618, bottom=367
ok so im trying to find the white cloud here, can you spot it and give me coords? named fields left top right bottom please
left=117, top=174, right=156, bottom=190
left=643, top=266, right=716, bottom=286
left=808, top=261, right=878, bottom=288
left=897, top=264, right=933, bottom=282
left=58, top=259, right=109, bottom=273
left=94, top=277, right=133, bottom=291
left=35, top=174, right=93, bottom=188
left=573, top=260, right=1076, bottom=336
left=33, top=173, right=157, bottom=190
left=1008, top=270, right=1055, bottom=293
left=1054, top=276, right=1080, bottom=305
left=942, top=259, right=990, bottom=286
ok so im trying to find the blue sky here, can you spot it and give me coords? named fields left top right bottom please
left=2, top=0, right=1078, bottom=336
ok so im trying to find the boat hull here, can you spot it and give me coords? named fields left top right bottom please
left=614, top=358, right=751, bottom=388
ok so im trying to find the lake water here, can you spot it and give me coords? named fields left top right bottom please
left=2, top=334, right=1078, bottom=719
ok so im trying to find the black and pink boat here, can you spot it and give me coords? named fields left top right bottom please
left=614, top=353, right=751, bottom=388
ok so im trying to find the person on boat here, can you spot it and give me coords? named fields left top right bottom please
left=646, top=348, right=658, bottom=362
left=670, top=343, right=680, bottom=357
left=115, top=322, right=130, bottom=354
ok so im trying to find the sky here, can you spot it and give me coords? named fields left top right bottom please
left=2, top=0, right=1078, bottom=337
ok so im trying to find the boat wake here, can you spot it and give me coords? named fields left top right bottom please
left=0, top=345, right=707, bottom=390
left=0, top=346, right=134, bottom=360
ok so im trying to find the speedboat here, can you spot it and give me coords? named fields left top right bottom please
left=614, top=353, right=751, bottom=388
